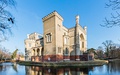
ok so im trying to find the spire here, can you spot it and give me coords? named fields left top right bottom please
left=84, top=26, right=87, bottom=32
left=76, top=15, right=79, bottom=25
left=27, top=34, right=29, bottom=39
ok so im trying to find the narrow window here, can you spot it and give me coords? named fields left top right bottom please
left=46, top=33, right=52, bottom=42
left=64, top=37, right=67, bottom=44
left=65, top=48, right=69, bottom=54
left=82, top=42, right=84, bottom=48
left=58, top=47, right=61, bottom=53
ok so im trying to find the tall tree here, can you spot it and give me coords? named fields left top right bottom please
left=97, top=46, right=104, bottom=59
left=102, top=40, right=113, bottom=57
left=0, top=0, right=16, bottom=41
left=101, top=0, right=120, bottom=28
left=11, top=49, right=18, bottom=60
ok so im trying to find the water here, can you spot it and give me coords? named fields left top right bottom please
left=0, top=61, right=120, bottom=75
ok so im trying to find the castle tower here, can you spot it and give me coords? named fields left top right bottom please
left=42, top=11, right=64, bottom=61
left=75, top=15, right=80, bottom=61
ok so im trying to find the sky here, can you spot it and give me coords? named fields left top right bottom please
left=1, top=0, right=120, bottom=54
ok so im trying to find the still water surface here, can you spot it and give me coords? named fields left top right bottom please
left=0, top=61, right=120, bottom=75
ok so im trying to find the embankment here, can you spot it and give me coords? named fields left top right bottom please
left=18, top=60, right=108, bottom=67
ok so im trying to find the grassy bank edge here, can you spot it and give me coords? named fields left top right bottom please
left=17, top=60, right=108, bottom=67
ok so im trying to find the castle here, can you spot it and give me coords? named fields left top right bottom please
left=24, top=11, right=90, bottom=62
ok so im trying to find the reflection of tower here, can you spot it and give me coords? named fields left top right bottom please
left=25, top=66, right=32, bottom=75
left=75, top=15, right=80, bottom=61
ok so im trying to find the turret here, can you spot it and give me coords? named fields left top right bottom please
left=76, top=15, right=79, bottom=25
left=27, top=34, right=29, bottom=39
left=75, top=15, right=80, bottom=61
left=84, top=26, right=87, bottom=32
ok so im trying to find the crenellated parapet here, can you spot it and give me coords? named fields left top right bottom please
left=42, top=11, right=63, bottom=22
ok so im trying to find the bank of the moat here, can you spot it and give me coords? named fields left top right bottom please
left=18, top=60, right=108, bottom=67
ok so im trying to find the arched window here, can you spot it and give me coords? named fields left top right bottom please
left=41, top=48, right=44, bottom=56
left=80, top=34, right=84, bottom=40
left=65, top=48, right=69, bottom=55
left=82, top=42, right=84, bottom=48
left=80, top=34, right=85, bottom=48
left=33, top=49, right=35, bottom=56
left=37, top=49, right=40, bottom=56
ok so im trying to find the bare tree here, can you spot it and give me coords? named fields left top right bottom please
left=0, top=0, right=16, bottom=41
left=97, top=46, right=104, bottom=59
left=0, top=46, right=11, bottom=61
left=101, top=0, right=120, bottom=28
left=102, top=40, right=113, bottom=58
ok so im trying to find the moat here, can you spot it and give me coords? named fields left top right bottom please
left=0, top=61, right=120, bottom=75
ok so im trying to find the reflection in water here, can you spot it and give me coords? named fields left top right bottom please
left=0, top=62, right=18, bottom=72
left=0, top=61, right=120, bottom=75
left=89, top=61, right=120, bottom=75
left=0, top=63, right=12, bottom=72
left=108, top=61, right=120, bottom=73
left=25, top=66, right=94, bottom=75
left=0, top=62, right=25, bottom=75
left=12, top=63, right=18, bottom=72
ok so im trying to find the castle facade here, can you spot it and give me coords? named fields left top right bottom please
left=24, top=11, right=88, bottom=62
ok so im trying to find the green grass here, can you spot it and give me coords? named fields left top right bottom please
left=18, top=60, right=108, bottom=67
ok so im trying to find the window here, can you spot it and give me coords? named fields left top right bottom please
left=64, top=32, right=66, bottom=35
left=58, top=47, right=61, bottom=53
left=46, top=33, right=52, bottom=42
left=65, top=48, right=69, bottom=54
left=38, top=35, right=42, bottom=38
left=64, top=37, right=67, bottom=44
left=82, top=42, right=84, bottom=48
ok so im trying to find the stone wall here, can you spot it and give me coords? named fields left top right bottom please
left=31, top=54, right=92, bottom=62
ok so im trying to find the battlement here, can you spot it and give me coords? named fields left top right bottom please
left=42, top=11, right=63, bottom=22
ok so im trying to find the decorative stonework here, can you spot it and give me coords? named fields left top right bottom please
left=24, top=11, right=89, bottom=62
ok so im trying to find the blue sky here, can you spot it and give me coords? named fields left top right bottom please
left=1, top=0, right=120, bottom=53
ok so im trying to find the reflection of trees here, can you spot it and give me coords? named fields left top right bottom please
left=0, top=63, right=11, bottom=72
left=0, top=66, right=3, bottom=71
left=70, top=67, right=94, bottom=75
left=109, top=61, right=120, bottom=73
left=12, top=63, right=18, bottom=72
